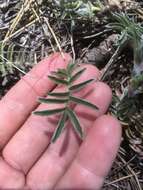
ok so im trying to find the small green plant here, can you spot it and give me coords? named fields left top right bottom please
left=109, top=13, right=143, bottom=45
left=34, top=62, right=98, bottom=142
left=54, top=0, right=102, bottom=22
left=0, top=42, right=37, bottom=77
left=108, top=13, right=143, bottom=95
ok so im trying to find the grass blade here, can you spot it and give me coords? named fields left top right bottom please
left=34, top=107, right=65, bottom=116
left=70, top=96, right=99, bottom=110
left=39, top=97, right=69, bottom=104
left=70, top=68, right=86, bottom=83
left=48, top=75, right=68, bottom=85
left=51, top=111, right=67, bottom=142
left=66, top=108, right=83, bottom=139
left=69, top=79, right=94, bottom=91
left=48, top=91, right=69, bottom=97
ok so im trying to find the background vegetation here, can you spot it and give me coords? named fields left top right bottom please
left=0, top=0, right=143, bottom=189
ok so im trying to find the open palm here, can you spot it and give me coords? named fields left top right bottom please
left=0, top=53, right=121, bottom=189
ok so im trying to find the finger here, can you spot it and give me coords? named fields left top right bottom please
left=3, top=65, right=100, bottom=174
left=56, top=115, right=122, bottom=190
left=26, top=82, right=112, bottom=190
left=0, top=53, right=71, bottom=148
left=0, top=157, right=25, bottom=189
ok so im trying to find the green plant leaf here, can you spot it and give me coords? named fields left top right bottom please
left=107, top=23, right=125, bottom=31
left=7, top=44, right=14, bottom=73
left=67, top=62, right=77, bottom=75
left=114, top=13, right=130, bottom=27
left=66, top=108, right=83, bottom=139
left=51, top=111, right=67, bottom=142
left=70, top=68, right=86, bottom=83
left=48, top=91, right=70, bottom=97
left=69, top=78, right=94, bottom=91
left=38, top=97, right=69, bottom=104
left=109, top=13, right=143, bottom=44
left=53, top=68, right=68, bottom=78
left=34, top=107, right=65, bottom=116
left=70, top=96, right=99, bottom=110
left=48, top=75, right=68, bottom=85
left=34, top=57, right=100, bottom=143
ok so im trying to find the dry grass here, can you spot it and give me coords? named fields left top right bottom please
left=0, top=1, right=143, bottom=189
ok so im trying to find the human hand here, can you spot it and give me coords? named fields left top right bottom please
left=0, top=53, right=121, bottom=189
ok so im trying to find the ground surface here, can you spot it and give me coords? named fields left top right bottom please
left=0, top=0, right=143, bottom=189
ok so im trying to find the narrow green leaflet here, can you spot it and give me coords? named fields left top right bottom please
left=69, top=78, right=94, bottom=91
left=70, top=68, right=86, bottom=83
left=51, top=111, right=67, bottom=142
left=66, top=108, right=83, bottom=139
left=70, top=96, right=99, bottom=110
left=39, top=97, right=68, bottom=104
left=52, top=68, right=67, bottom=78
left=67, top=62, right=78, bottom=75
left=48, top=91, right=69, bottom=97
left=56, top=69, right=68, bottom=78
left=34, top=107, right=65, bottom=116
left=48, top=75, right=68, bottom=85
